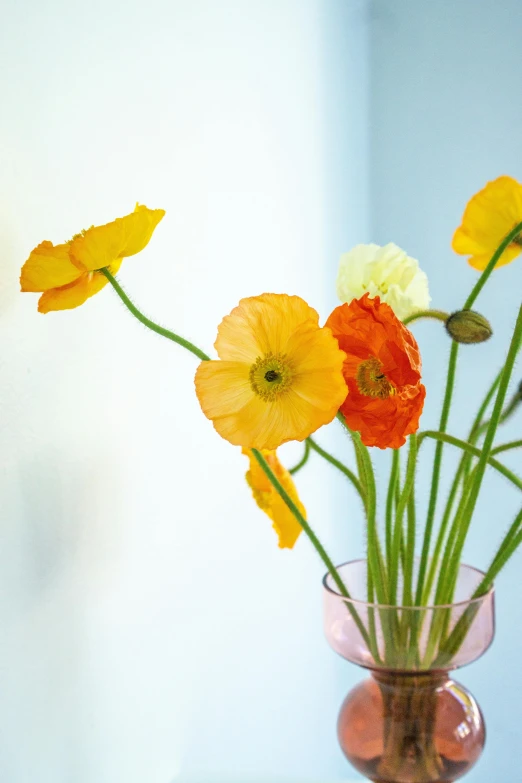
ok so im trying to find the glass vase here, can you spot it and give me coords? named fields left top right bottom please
left=323, top=561, right=495, bottom=783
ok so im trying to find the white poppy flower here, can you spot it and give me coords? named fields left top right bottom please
left=336, top=243, right=431, bottom=321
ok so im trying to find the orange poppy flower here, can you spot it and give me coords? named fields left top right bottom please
left=325, top=294, right=425, bottom=449
left=243, top=448, right=304, bottom=549
left=452, top=176, right=522, bottom=270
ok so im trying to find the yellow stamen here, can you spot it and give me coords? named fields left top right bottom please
left=249, top=352, right=294, bottom=402
left=356, top=356, right=395, bottom=399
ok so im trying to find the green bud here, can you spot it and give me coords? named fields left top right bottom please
left=445, top=310, right=493, bottom=345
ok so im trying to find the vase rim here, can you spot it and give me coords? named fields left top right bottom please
left=323, top=558, right=495, bottom=611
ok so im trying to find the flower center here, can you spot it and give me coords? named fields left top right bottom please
left=356, top=356, right=395, bottom=399
left=249, top=353, right=294, bottom=401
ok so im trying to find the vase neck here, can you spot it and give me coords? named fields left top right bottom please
left=372, top=670, right=448, bottom=690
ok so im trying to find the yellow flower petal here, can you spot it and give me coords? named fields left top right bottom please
left=194, top=361, right=253, bottom=418
left=69, top=204, right=165, bottom=271
left=243, top=448, right=304, bottom=549
left=38, top=260, right=122, bottom=313
left=215, top=293, right=320, bottom=361
left=196, top=293, right=347, bottom=449
left=20, top=241, right=82, bottom=292
left=452, top=176, right=522, bottom=269
left=465, top=246, right=521, bottom=272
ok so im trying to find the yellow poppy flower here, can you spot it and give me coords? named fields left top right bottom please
left=243, top=448, right=304, bottom=549
left=21, top=204, right=165, bottom=312
left=195, top=293, right=348, bottom=450
left=452, top=176, right=522, bottom=270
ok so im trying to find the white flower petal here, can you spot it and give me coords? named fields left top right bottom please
left=336, top=242, right=431, bottom=321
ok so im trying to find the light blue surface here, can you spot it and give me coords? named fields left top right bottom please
left=369, top=2, right=522, bottom=781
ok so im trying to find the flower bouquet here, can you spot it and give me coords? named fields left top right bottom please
left=21, top=176, right=522, bottom=782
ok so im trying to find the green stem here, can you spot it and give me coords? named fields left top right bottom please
left=251, top=448, right=341, bottom=589
left=308, top=437, right=365, bottom=504
left=421, top=469, right=476, bottom=666
left=475, top=508, right=522, bottom=594
left=415, top=341, right=459, bottom=604
left=434, top=507, right=522, bottom=667
left=463, top=221, right=522, bottom=309
left=478, top=392, right=522, bottom=437
left=102, top=269, right=211, bottom=361
left=463, top=368, right=503, bottom=484
left=443, top=305, right=522, bottom=603
left=434, top=466, right=477, bottom=606
left=390, top=435, right=417, bottom=605
left=491, top=439, right=522, bottom=456
left=289, top=440, right=311, bottom=475
left=469, top=369, right=504, bottom=442
left=250, top=448, right=372, bottom=647
left=403, top=309, right=449, bottom=326
left=422, top=455, right=469, bottom=605
left=415, top=223, right=522, bottom=606
left=350, top=431, right=388, bottom=605
left=403, top=490, right=416, bottom=607
left=385, top=450, right=401, bottom=576
left=417, top=431, right=522, bottom=492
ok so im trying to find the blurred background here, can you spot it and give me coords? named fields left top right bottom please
left=1, top=1, right=521, bottom=781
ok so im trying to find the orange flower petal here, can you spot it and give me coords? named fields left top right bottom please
left=326, top=294, right=425, bottom=449
left=69, top=204, right=165, bottom=271
left=243, top=448, right=304, bottom=549
left=21, top=241, right=82, bottom=292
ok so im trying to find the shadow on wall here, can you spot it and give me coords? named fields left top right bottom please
left=0, top=448, right=127, bottom=781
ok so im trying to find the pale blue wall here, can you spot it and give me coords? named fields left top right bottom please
left=370, top=2, right=522, bottom=780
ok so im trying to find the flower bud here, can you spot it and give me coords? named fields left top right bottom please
left=445, top=310, right=492, bottom=344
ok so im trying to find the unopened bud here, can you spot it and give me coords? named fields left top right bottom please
left=445, top=310, right=492, bottom=345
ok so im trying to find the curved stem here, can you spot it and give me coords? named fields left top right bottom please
left=415, top=341, right=459, bottom=604
left=476, top=507, right=522, bottom=594
left=308, top=437, right=365, bottom=504
left=415, top=224, right=522, bottom=605
left=102, top=269, right=211, bottom=361
left=289, top=439, right=311, bottom=475
left=417, top=431, right=522, bottom=492
left=403, top=309, right=449, bottom=326
left=491, top=439, right=522, bottom=457
left=250, top=448, right=372, bottom=647
left=463, top=221, right=522, bottom=309
left=443, top=305, right=522, bottom=603
left=251, top=450, right=344, bottom=593
left=350, top=431, right=388, bottom=605
left=435, top=507, right=522, bottom=667
left=478, top=390, right=522, bottom=437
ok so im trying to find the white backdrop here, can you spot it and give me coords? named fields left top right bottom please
left=0, top=1, right=369, bottom=781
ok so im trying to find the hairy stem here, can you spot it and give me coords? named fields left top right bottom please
left=102, top=268, right=211, bottom=361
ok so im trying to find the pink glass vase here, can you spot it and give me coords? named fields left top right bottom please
left=323, top=561, right=495, bottom=783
